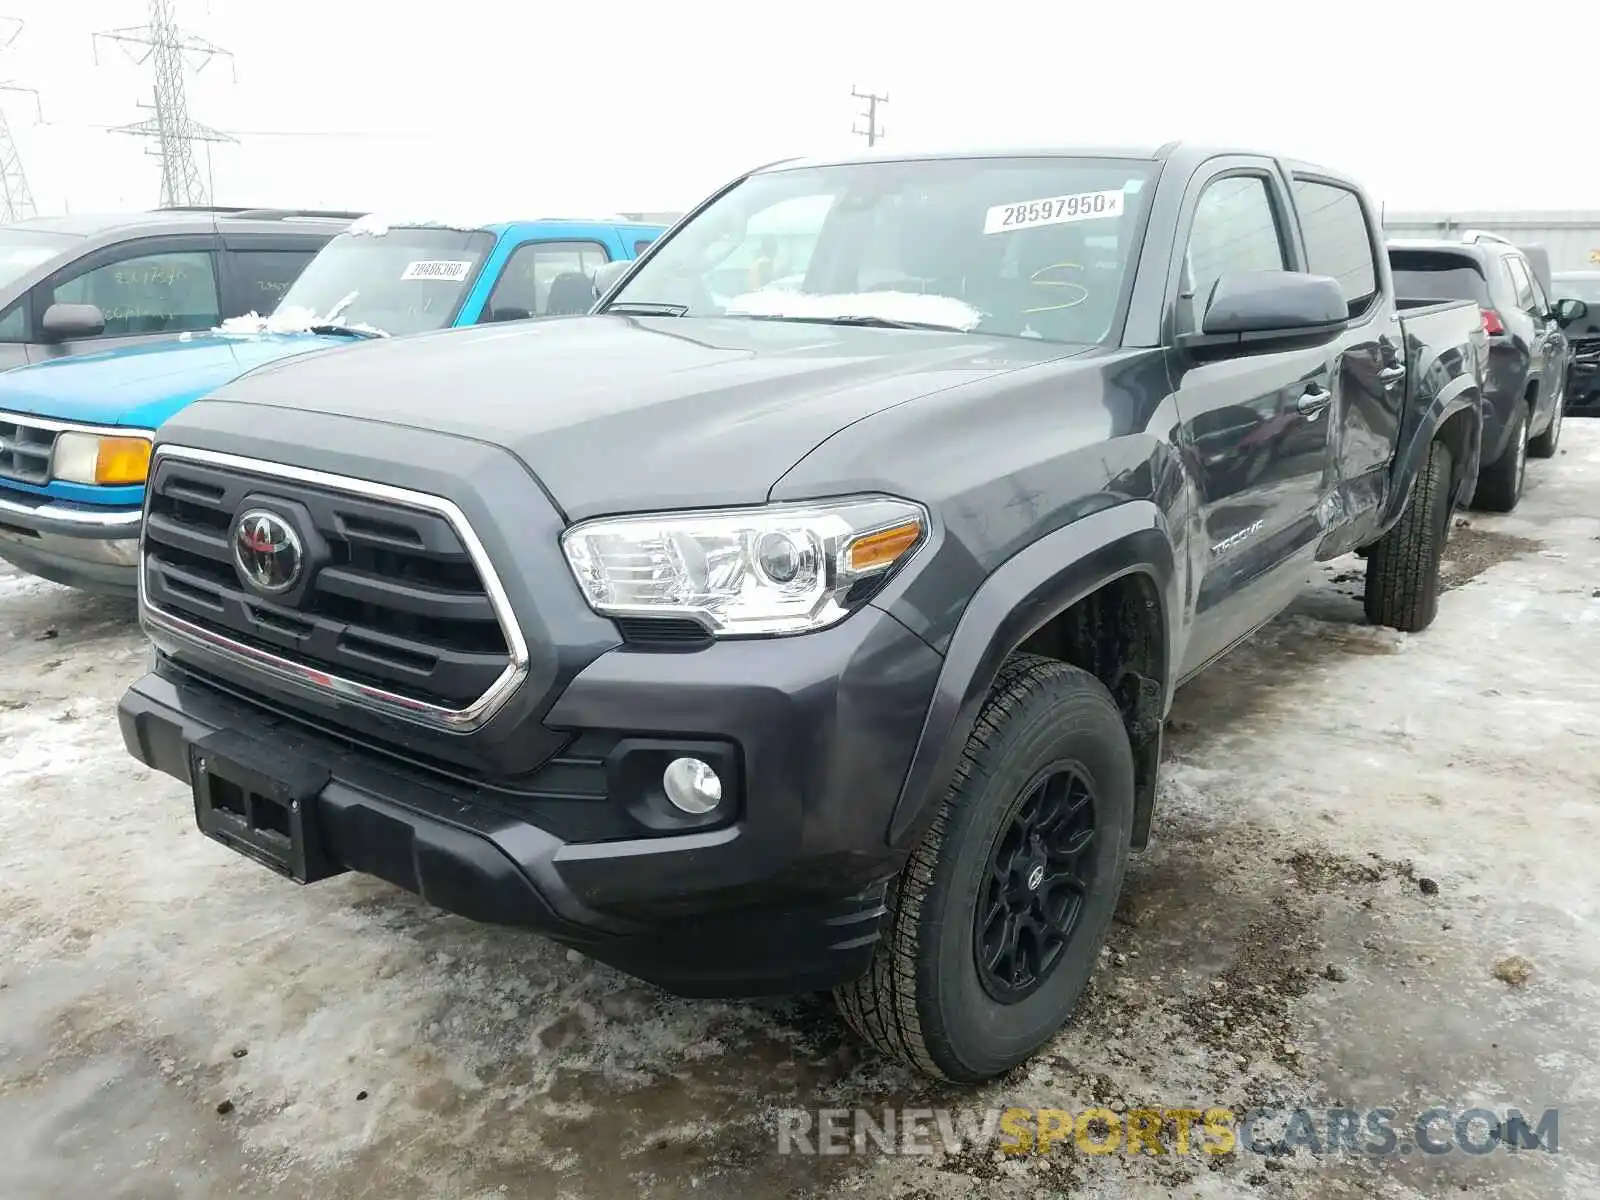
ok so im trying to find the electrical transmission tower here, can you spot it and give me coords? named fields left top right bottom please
left=851, top=85, right=887, bottom=147
left=94, top=0, right=236, bottom=208
left=0, top=16, right=40, bottom=223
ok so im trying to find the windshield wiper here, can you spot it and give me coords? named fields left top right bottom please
left=606, top=301, right=688, bottom=317
left=737, top=314, right=963, bottom=332
left=307, top=323, right=384, bottom=339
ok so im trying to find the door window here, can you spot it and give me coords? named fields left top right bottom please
left=0, top=301, right=23, bottom=341
left=481, top=240, right=612, bottom=321
left=1292, top=179, right=1378, bottom=318
left=1505, top=256, right=1537, bottom=314
left=48, top=250, right=220, bottom=336
left=232, top=249, right=315, bottom=315
left=1177, top=175, right=1287, bottom=335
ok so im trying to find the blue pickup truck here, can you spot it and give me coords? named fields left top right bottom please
left=0, top=215, right=667, bottom=592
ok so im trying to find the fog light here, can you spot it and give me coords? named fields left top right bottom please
left=662, top=756, right=722, bottom=814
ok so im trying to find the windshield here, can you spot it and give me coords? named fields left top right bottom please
left=0, top=228, right=78, bottom=292
left=271, top=227, right=496, bottom=335
left=1553, top=275, right=1600, bottom=304
left=604, top=156, right=1155, bottom=344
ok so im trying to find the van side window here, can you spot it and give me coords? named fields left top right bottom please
left=49, top=250, right=220, bottom=336
left=1292, top=178, right=1378, bottom=318
left=1177, top=175, right=1287, bottom=336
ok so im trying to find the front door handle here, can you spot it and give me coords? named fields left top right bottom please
left=1297, top=386, right=1333, bottom=420
left=1377, top=363, right=1406, bottom=383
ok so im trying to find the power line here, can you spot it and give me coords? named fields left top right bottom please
left=851, top=85, right=887, bottom=148
left=0, top=15, right=39, bottom=222
left=93, top=0, right=236, bottom=208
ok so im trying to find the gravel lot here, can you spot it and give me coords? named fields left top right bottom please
left=4, top=425, right=1599, bottom=1200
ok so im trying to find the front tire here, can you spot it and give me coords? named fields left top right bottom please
left=833, top=654, right=1134, bottom=1083
left=1363, top=436, right=1453, bottom=633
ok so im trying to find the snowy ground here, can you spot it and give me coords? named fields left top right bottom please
left=3, top=425, right=1599, bottom=1199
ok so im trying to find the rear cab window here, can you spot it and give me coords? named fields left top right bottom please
left=1292, top=178, right=1378, bottom=318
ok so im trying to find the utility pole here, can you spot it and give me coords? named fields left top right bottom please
left=94, top=0, right=237, bottom=208
left=851, top=85, right=887, bottom=148
left=0, top=16, right=40, bottom=223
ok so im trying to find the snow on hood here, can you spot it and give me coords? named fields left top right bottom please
left=347, top=212, right=499, bottom=237
left=723, top=290, right=984, bottom=331
left=209, top=292, right=388, bottom=338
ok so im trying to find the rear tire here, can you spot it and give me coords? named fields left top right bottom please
left=1363, top=437, right=1452, bottom=633
left=1527, top=396, right=1562, bottom=459
left=1471, top=404, right=1528, bottom=513
left=833, top=654, right=1134, bottom=1083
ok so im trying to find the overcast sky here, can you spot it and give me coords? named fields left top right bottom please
left=3, top=0, right=1597, bottom=220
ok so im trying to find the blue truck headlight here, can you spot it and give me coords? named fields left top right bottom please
left=560, top=496, right=928, bottom=636
left=53, top=431, right=154, bottom=486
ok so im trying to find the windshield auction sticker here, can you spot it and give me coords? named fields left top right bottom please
left=983, top=189, right=1125, bottom=235
left=400, top=260, right=473, bottom=281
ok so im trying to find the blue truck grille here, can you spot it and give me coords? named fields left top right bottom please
left=142, top=455, right=513, bottom=712
left=0, top=415, right=56, bottom=486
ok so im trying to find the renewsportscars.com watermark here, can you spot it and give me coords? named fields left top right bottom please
left=775, top=1105, right=1560, bottom=1158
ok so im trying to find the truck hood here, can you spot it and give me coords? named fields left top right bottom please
left=199, top=314, right=1088, bottom=519
left=0, top=332, right=348, bottom=429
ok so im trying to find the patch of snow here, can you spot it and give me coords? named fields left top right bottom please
left=347, top=212, right=498, bottom=238
left=213, top=293, right=388, bottom=339
left=723, top=289, right=983, bottom=331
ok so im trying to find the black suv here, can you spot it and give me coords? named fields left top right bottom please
left=1388, top=233, right=1583, bottom=511
left=1552, top=269, right=1600, bottom=416
left=0, top=206, right=360, bottom=371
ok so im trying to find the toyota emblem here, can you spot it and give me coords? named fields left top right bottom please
left=232, top=509, right=304, bottom=595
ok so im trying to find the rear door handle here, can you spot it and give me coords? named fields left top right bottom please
left=1377, top=364, right=1406, bottom=383
left=1297, top=386, right=1333, bottom=420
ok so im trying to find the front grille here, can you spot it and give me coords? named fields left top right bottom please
left=143, top=452, right=515, bottom=714
left=0, top=415, right=57, bottom=485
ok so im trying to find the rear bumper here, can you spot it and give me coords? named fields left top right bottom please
left=0, top=488, right=141, bottom=593
left=119, top=604, right=945, bottom=998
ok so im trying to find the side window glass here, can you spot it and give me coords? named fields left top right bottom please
left=49, top=250, right=220, bottom=336
left=481, top=240, right=611, bottom=322
left=0, top=301, right=24, bottom=341
left=1506, top=258, right=1535, bottom=313
left=1292, top=178, right=1378, bottom=318
left=1177, top=175, right=1286, bottom=335
left=233, top=250, right=313, bottom=315
left=1525, top=266, right=1551, bottom=315
left=634, top=239, right=655, bottom=256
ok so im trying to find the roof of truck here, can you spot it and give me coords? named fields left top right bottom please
left=753, top=142, right=1357, bottom=188
left=11, top=208, right=357, bottom=238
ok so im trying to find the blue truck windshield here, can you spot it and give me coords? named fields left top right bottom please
left=273, top=228, right=496, bottom=336
left=606, top=156, right=1155, bottom=344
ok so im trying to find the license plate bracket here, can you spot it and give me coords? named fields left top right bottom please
left=189, top=729, right=341, bottom=884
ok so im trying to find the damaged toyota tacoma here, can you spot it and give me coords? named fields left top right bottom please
left=119, top=143, right=1485, bottom=1083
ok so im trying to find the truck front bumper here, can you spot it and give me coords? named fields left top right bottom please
left=118, top=605, right=946, bottom=998
left=0, top=489, right=141, bottom=594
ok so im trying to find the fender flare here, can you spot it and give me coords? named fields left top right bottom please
left=884, top=500, right=1179, bottom=848
left=1383, top=377, right=1484, bottom=527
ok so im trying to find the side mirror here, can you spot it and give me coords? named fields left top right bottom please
left=592, top=259, right=633, bottom=302
left=40, top=302, right=107, bottom=342
left=1179, top=270, right=1348, bottom=359
left=1553, top=297, right=1589, bottom=326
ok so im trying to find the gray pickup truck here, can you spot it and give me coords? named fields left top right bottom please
left=118, top=143, right=1485, bottom=1083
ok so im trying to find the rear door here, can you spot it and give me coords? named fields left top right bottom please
left=1165, top=160, right=1336, bottom=676
left=1289, top=174, right=1399, bottom=525
left=24, top=234, right=223, bottom=361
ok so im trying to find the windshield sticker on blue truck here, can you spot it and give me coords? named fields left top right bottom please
left=983, top=189, right=1125, bottom=235
left=400, top=260, right=473, bottom=282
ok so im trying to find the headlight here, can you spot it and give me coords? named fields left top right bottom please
left=53, top=431, right=153, bottom=486
left=561, top=496, right=928, bottom=636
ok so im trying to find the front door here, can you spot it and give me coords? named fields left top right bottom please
left=1166, top=164, right=1336, bottom=676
